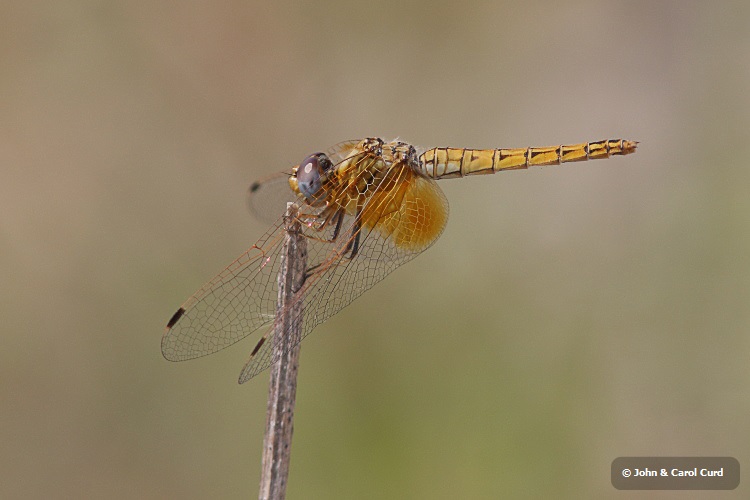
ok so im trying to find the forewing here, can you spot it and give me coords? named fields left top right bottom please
left=237, top=164, right=450, bottom=382
left=162, top=199, right=343, bottom=362
left=162, top=218, right=288, bottom=361
left=164, top=147, right=450, bottom=383
left=246, top=171, right=297, bottom=225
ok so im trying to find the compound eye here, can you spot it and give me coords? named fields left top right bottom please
left=296, top=153, right=331, bottom=200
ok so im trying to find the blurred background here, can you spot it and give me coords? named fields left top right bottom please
left=2, top=1, right=749, bottom=498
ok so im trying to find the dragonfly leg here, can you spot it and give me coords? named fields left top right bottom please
left=301, top=209, right=345, bottom=245
left=343, top=210, right=362, bottom=259
left=296, top=206, right=333, bottom=231
left=347, top=226, right=361, bottom=259
left=302, top=209, right=348, bottom=279
left=329, top=209, right=344, bottom=241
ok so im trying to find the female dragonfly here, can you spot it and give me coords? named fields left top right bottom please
left=162, top=137, right=638, bottom=383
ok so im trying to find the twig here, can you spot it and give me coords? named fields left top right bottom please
left=258, top=203, right=307, bottom=500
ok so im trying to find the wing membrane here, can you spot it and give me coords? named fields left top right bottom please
left=164, top=150, right=449, bottom=383
left=161, top=219, right=287, bottom=361
left=246, top=171, right=297, bottom=225
left=237, top=163, right=449, bottom=382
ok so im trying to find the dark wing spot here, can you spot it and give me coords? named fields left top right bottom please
left=166, top=307, right=185, bottom=328
left=249, top=181, right=261, bottom=193
left=250, top=336, right=266, bottom=356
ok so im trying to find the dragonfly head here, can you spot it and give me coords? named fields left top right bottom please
left=291, top=152, right=333, bottom=204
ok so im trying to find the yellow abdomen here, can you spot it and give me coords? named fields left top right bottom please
left=419, top=139, right=638, bottom=179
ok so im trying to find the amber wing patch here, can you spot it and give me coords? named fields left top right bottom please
left=362, top=167, right=449, bottom=252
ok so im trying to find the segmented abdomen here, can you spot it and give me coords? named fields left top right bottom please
left=418, top=139, right=638, bottom=179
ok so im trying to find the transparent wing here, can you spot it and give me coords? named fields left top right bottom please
left=163, top=150, right=449, bottom=383
left=246, top=171, right=297, bottom=225
left=162, top=216, right=288, bottom=361
left=237, top=160, right=450, bottom=383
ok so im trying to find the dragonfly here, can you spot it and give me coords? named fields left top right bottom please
left=163, top=137, right=638, bottom=383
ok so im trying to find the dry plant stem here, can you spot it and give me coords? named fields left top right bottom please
left=258, top=203, right=307, bottom=500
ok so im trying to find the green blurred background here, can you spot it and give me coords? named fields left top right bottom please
left=3, top=1, right=749, bottom=498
